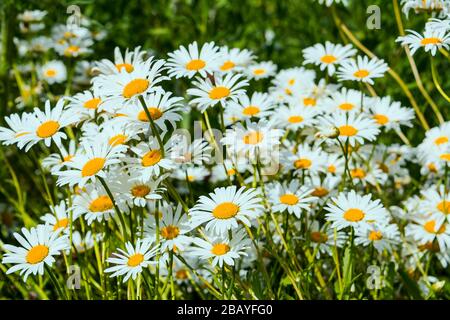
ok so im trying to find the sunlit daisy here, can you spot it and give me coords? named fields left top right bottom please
left=39, top=60, right=67, bottom=84
left=218, top=46, right=255, bottom=73
left=246, top=61, right=277, bottom=80
left=396, top=28, right=450, bottom=55
left=303, top=42, right=356, bottom=76
left=268, top=180, right=317, bottom=218
left=41, top=200, right=77, bottom=233
left=95, top=46, right=147, bottom=75
left=355, top=223, right=401, bottom=253
left=226, top=92, right=274, bottom=120
left=337, top=55, right=388, bottom=84
left=367, top=96, right=415, bottom=131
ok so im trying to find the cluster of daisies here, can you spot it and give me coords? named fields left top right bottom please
left=0, top=4, right=449, bottom=297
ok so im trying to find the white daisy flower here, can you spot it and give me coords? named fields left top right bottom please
left=105, top=238, right=158, bottom=282
left=0, top=112, right=35, bottom=149
left=226, top=92, right=274, bottom=120
left=144, top=204, right=192, bottom=251
left=273, top=104, right=318, bottom=130
left=406, top=217, right=450, bottom=252
left=325, top=190, right=389, bottom=230
left=318, top=112, right=380, bottom=147
left=41, top=200, right=77, bottom=233
left=39, top=60, right=67, bottom=84
left=42, top=140, right=78, bottom=173
left=367, top=96, right=415, bottom=131
left=2, top=225, right=69, bottom=281
left=125, top=139, right=175, bottom=181
left=189, top=186, right=263, bottom=235
left=95, top=46, right=147, bottom=75
left=322, top=88, right=367, bottom=114
left=56, top=141, right=127, bottom=187
left=355, top=223, right=400, bottom=253
left=246, top=61, right=277, bottom=80
left=94, top=56, right=167, bottom=112
left=268, top=180, right=317, bottom=218
left=167, top=41, right=222, bottom=78
left=172, top=166, right=210, bottom=183
left=337, top=55, right=389, bottom=85
left=168, top=136, right=212, bottom=167
left=25, top=99, right=80, bottom=150
left=282, top=143, right=327, bottom=175
left=66, top=90, right=102, bottom=121
left=396, top=28, right=450, bottom=55
left=187, top=72, right=248, bottom=113
left=218, top=46, right=255, bottom=73
left=189, top=229, right=251, bottom=267
left=307, top=220, right=347, bottom=258
left=303, top=42, right=356, bottom=76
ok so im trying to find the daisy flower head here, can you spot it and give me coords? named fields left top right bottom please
left=172, top=166, right=210, bottom=183
left=302, top=42, right=356, bottom=76
left=56, top=140, right=127, bottom=187
left=426, top=18, right=450, bottom=33
left=271, top=67, right=316, bottom=99
left=125, top=139, right=175, bottom=181
left=105, top=238, right=158, bottom=282
left=218, top=46, right=255, bottom=73
left=167, top=41, right=222, bottom=78
left=396, top=28, right=450, bottom=56
left=110, top=171, right=166, bottom=208
left=26, top=99, right=80, bottom=150
left=95, top=46, right=147, bottom=75
left=355, top=223, right=401, bottom=253
left=273, top=104, right=318, bottom=131
left=94, top=56, right=168, bottom=113
left=401, top=0, right=449, bottom=18
left=337, top=55, right=388, bottom=85
left=282, top=143, right=327, bottom=176
left=306, top=174, right=340, bottom=202
left=226, top=92, right=274, bottom=121
left=421, top=185, right=450, bottom=218
left=66, top=90, right=102, bottom=121
left=406, top=216, right=450, bottom=252
left=246, top=61, right=277, bottom=80
left=41, top=200, right=77, bottom=233
left=221, top=119, right=284, bottom=163
left=189, top=229, right=251, bottom=267
left=72, top=182, right=116, bottom=225
left=18, top=10, right=47, bottom=23
left=187, top=72, right=248, bottom=113
left=322, top=88, right=367, bottom=114
left=169, top=136, right=212, bottom=167
left=318, top=112, right=380, bottom=147
left=0, top=112, right=35, bottom=149
left=93, top=121, right=140, bottom=148
left=39, top=60, right=67, bottom=84
left=113, top=91, right=185, bottom=132
left=325, top=190, right=389, bottom=230
left=2, top=225, right=69, bottom=281
left=268, top=180, right=317, bottom=218
left=307, top=221, right=347, bottom=258
left=144, top=204, right=192, bottom=251
left=367, top=96, right=415, bottom=131
left=189, top=185, right=263, bottom=235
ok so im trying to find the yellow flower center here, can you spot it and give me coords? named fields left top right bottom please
left=176, top=269, right=188, bottom=280
left=26, top=245, right=49, bottom=264
left=328, top=165, right=336, bottom=173
left=310, top=231, right=328, bottom=243
left=320, top=55, right=337, bottom=64
left=211, top=243, right=230, bottom=255
left=428, top=163, right=437, bottom=173
left=339, top=125, right=358, bottom=137
left=122, top=78, right=149, bottom=98
left=350, top=168, right=366, bottom=179
left=294, top=158, right=312, bottom=169
left=243, top=131, right=264, bottom=145
left=339, top=103, right=355, bottom=111
left=138, top=108, right=163, bottom=122
left=343, top=208, right=365, bottom=222
left=368, top=230, right=383, bottom=241
left=81, top=157, right=106, bottom=177
left=131, top=185, right=151, bottom=198
left=279, top=194, right=299, bottom=205
left=212, top=202, right=239, bottom=219
left=186, top=59, right=206, bottom=71
left=440, top=153, right=450, bottom=162
left=373, top=114, right=389, bottom=125
left=220, top=60, right=236, bottom=71
left=64, top=45, right=80, bottom=56
left=227, top=168, right=236, bottom=176
left=437, top=200, right=450, bottom=214
left=161, top=225, right=180, bottom=240
left=141, top=150, right=162, bottom=167
left=303, top=97, right=316, bottom=106
left=62, top=155, right=73, bottom=163
left=424, top=220, right=446, bottom=234
left=45, top=69, right=57, bottom=77
left=84, top=98, right=101, bottom=109
left=311, top=187, right=329, bottom=197
left=116, top=63, right=134, bottom=73
left=242, top=106, right=260, bottom=116
left=421, top=37, right=442, bottom=45
left=353, top=69, right=370, bottom=78
left=288, top=78, right=295, bottom=86
left=127, top=253, right=144, bottom=267
left=108, top=134, right=127, bottom=146
left=89, top=195, right=113, bottom=212
left=36, top=120, right=60, bottom=138
left=288, top=115, right=304, bottom=124
left=253, top=68, right=266, bottom=75
left=209, top=86, right=230, bottom=99
left=53, top=218, right=69, bottom=231
left=434, top=136, right=449, bottom=145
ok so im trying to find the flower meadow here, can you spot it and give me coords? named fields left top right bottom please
left=2, top=0, right=450, bottom=301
